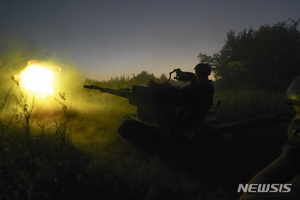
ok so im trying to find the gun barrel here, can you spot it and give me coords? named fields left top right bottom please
left=84, top=85, right=132, bottom=99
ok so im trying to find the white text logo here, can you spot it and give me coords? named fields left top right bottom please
left=237, top=184, right=292, bottom=193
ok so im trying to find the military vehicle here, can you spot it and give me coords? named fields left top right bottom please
left=84, top=69, right=291, bottom=153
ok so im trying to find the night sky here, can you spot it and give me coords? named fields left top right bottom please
left=1, top=0, right=299, bottom=80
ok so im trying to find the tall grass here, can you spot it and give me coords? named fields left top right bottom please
left=0, top=89, right=202, bottom=200
left=0, top=71, right=293, bottom=200
left=214, top=88, right=290, bottom=122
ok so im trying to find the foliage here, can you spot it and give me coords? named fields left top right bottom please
left=85, top=70, right=170, bottom=89
left=0, top=130, right=200, bottom=200
left=214, top=88, right=289, bottom=122
left=0, top=69, right=293, bottom=200
left=0, top=75, right=202, bottom=200
left=1, top=20, right=297, bottom=199
left=199, top=19, right=300, bottom=90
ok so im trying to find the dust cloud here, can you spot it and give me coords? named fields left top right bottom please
left=0, top=37, right=135, bottom=154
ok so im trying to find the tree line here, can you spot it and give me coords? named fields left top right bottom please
left=199, top=19, right=300, bottom=91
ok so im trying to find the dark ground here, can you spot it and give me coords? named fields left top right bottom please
left=125, top=122, right=289, bottom=199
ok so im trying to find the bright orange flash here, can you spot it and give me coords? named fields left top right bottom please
left=13, top=61, right=55, bottom=97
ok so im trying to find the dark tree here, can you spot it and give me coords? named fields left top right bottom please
left=199, top=19, right=300, bottom=90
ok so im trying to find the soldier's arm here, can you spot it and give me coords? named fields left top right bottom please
left=239, top=152, right=300, bottom=200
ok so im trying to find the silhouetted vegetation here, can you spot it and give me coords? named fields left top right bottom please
left=0, top=19, right=298, bottom=200
left=85, top=70, right=170, bottom=89
left=199, top=19, right=300, bottom=90
left=0, top=90, right=202, bottom=200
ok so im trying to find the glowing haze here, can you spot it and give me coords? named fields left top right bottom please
left=13, top=60, right=57, bottom=97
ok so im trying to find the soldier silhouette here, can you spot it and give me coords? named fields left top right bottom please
left=175, top=63, right=214, bottom=123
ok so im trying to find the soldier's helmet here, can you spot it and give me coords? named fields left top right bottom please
left=286, top=75, right=300, bottom=105
left=194, top=63, right=211, bottom=76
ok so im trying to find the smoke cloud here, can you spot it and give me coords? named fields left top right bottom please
left=0, top=35, right=133, bottom=153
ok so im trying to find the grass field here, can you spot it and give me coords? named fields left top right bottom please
left=0, top=75, right=294, bottom=200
